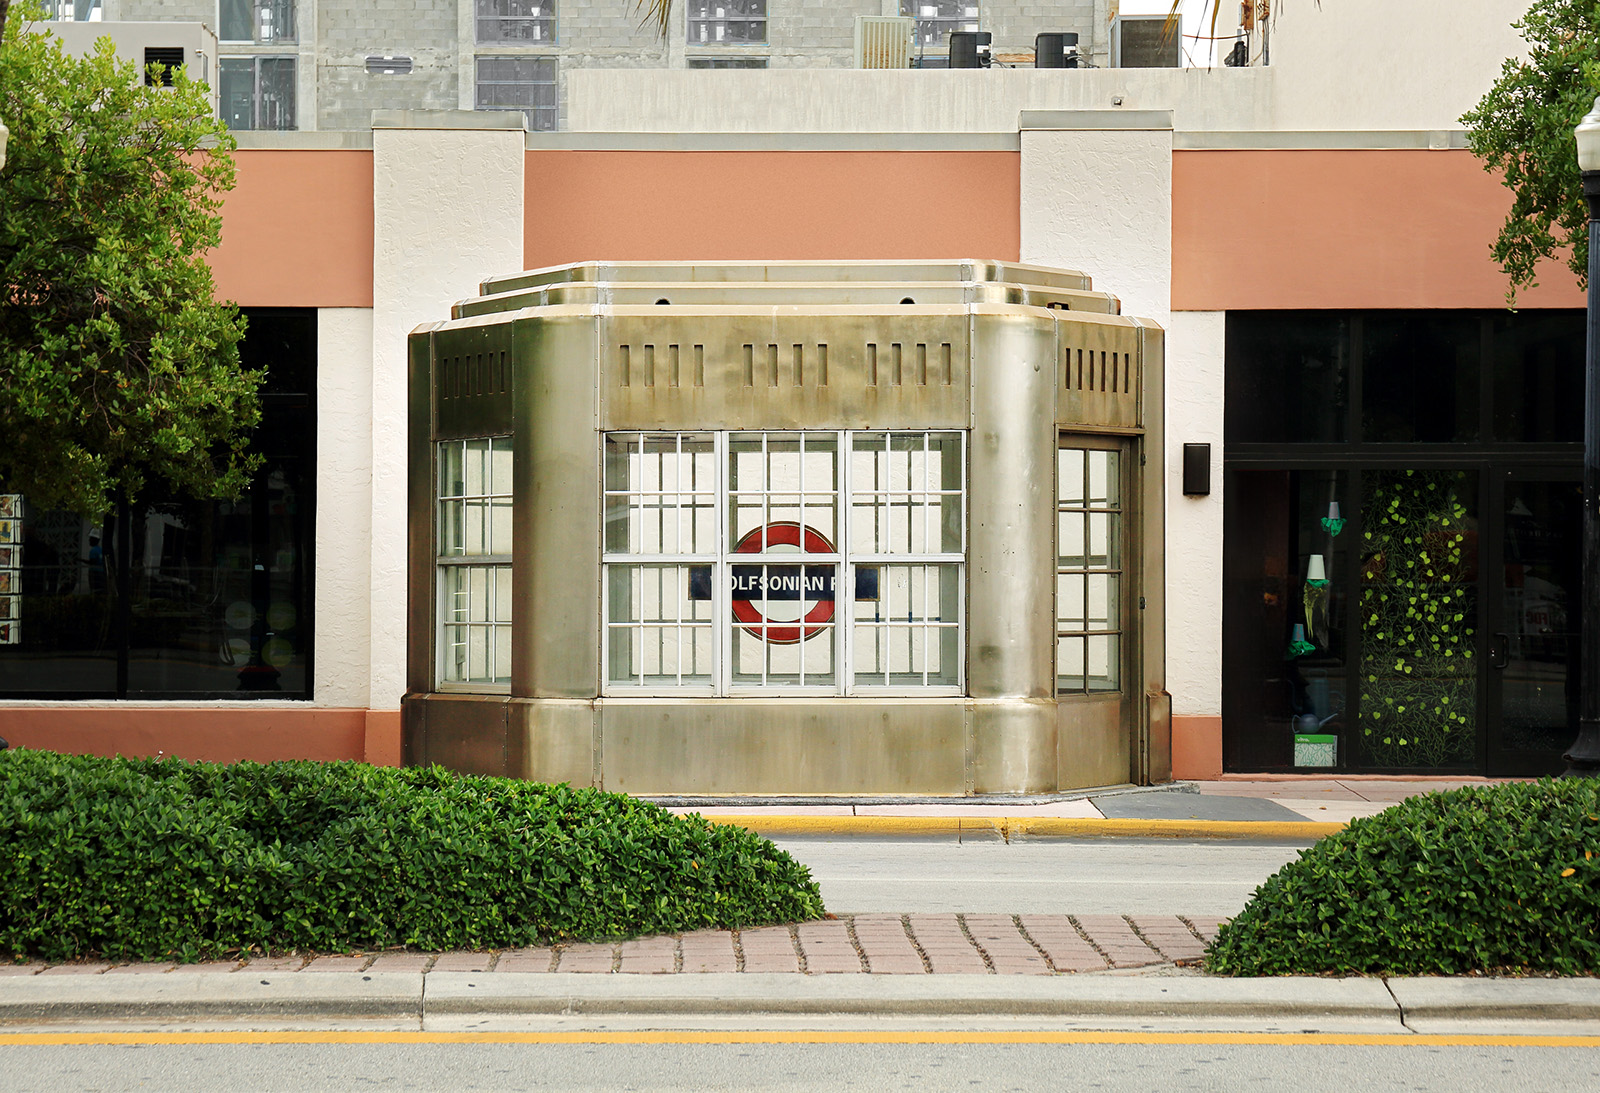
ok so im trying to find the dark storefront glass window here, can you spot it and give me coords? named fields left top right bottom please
left=0, top=310, right=315, bottom=699
left=1224, top=310, right=1581, bottom=775
left=1224, top=312, right=1348, bottom=445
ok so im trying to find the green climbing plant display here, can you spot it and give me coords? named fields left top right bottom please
left=1358, top=470, right=1477, bottom=768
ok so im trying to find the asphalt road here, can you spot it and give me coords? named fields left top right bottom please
left=2, top=1037, right=1594, bottom=1093
left=767, top=836, right=1311, bottom=917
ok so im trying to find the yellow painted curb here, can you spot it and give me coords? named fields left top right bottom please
left=701, top=815, right=1346, bottom=840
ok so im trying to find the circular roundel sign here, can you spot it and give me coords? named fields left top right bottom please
left=730, top=521, right=835, bottom=644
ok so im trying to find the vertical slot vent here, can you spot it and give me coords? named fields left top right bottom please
left=818, top=344, right=829, bottom=386
left=1076, top=348, right=1084, bottom=390
left=941, top=342, right=953, bottom=385
left=643, top=344, right=656, bottom=388
left=916, top=343, right=928, bottom=386
left=792, top=344, right=804, bottom=386
left=743, top=344, right=755, bottom=387
left=767, top=344, right=779, bottom=387
left=620, top=345, right=632, bottom=387
left=867, top=343, right=878, bottom=386
left=693, top=344, right=705, bottom=387
left=891, top=343, right=903, bottom=386
left=668, top=344, right=681, bottom=388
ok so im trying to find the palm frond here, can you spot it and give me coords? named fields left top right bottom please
left=633, top=0, right=673, bottom=39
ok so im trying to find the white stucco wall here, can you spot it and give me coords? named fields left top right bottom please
left=1163, top=310, right=1225, bottom=719
left=1267, top=0, right=1530, bottom=132
left=313, top=307, right=374, bottom=708
left=1019, top=117, right=1172, bottom=327
left=370, top=113, right=525, bottom=710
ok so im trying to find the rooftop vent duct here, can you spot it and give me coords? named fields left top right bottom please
left=143, top=46, right=185, bottom=86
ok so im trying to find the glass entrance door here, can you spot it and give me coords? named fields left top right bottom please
left=1486, top=469, right=1582, bottom=776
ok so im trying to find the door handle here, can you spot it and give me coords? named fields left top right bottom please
left=1491, top=633, right=1509, bottom=670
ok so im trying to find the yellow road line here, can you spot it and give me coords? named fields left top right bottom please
left=0, top=1031, right=1594, bottom=1048
left=701, top=815, right=1345, bottom=840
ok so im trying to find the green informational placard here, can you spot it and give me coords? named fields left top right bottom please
left=1294, top=733, right=1338, bottom=768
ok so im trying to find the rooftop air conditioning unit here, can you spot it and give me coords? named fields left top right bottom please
left=1113, top=15, right=1181, bottom=68
left=855, top=15, right=914, bottom=69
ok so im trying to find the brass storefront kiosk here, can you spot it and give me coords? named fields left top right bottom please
left=404, top=261, right=1168, bottom=794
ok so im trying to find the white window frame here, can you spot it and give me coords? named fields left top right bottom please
left=474, top=54, right=558, bottom=132
left=218, top=0, right=297, bottom=45
left=218, top=55, right=297, bottom=131
left=436, top=437, right=514, bottom=693
left=899, top=1, right=979, bottom=51
left=686, top=0, right=768, bottom=46
left=1055, top=438, right=1126, bottom=696
left=602, top=430, right=966, bottom=698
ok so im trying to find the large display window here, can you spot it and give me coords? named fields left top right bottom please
left=603, top=430, right=965, bottom=695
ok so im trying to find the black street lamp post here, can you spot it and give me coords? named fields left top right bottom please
left=1568, top=97, right=1600, bottom=777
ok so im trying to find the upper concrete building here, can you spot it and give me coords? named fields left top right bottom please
left=61, top=1, right=1205, bottom=132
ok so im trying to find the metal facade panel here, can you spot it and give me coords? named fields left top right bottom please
left=1056, top=695, right=1130, bottom=789
left=406, top=326, right=440, bottom=694
left=431, top=319, right=517, bottom=440
left=598, top=699, right=969, bottom=795
left=508, top=698, right=599, bottom=786
left=1057, top=313, right=1145, bottom=431
left=516, top=311, right=603, bottom=699
left=481, top=259, right=1093, bottom=296
left=454, top=281, right=1119, bottom=319
left=599, top=308, right=971, bottom=431
left=967, top=309, right=1057, bottom=701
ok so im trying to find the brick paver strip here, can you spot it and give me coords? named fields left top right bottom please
left=556, top=943, right=617, bottom=973
left=795, top=921, right=861, bottom=974
left=906, top=915, right=987, bottom=974
left=618, top=937, right=676, bottom=974
left=962, top=914, right=1050, bottom=975
left=849, top=914, right=925, bottom=974
left=493, top=948, right=554, bottom=973
left=430, top=952, right=498, bottom=973
left=1073, top=915, right=1164, bottom=968
left=1018, top=915, right=1107, bottom=973
left=244, top=955, right=306, bottom=973
left=0, top=964, right=45, bottom=977
left=738, top=926, right=800, bottom=973
left=1185, top=917, right=1229, bottom=943
left=365, top=953, right=433, bottom=973
left=678, top=930, right=738, bottom=974
left=1128, top=916, right=1208, bottom=962
left=302, top=955, right=370, bottom=973
left=39, top=964, right=112, bottom=975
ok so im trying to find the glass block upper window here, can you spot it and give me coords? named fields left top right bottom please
left=687, top=0, right=766, bottom=45
left=220, top=0, right=296, bottom=44
left=437, top=438, right=513, bottom=688
left=900, top=1, right=979, bottom=49
left=475, top=56, right=558, bottom=132
left=603, top=430, right=964, bottom=695
left=477, top=0, right=555, bottom=43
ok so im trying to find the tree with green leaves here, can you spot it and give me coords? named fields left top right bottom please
left=1462, top=0, right=1600, bottom=301
left=0, top=4, right=260, bottom=517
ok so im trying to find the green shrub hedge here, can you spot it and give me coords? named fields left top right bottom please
left=1206, top=779, right=1600, bottom=976
left=0, top=748, right=824, bottom=962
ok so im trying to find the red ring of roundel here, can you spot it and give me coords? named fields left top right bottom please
left=730, top=521, right=835, bottom=644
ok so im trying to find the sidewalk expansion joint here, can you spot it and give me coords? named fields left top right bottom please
left=901, top=914, right=933, bottom=974
left=788, top=924, right=807, bottom=975
left=1067, top=915, right=1114, bottom=972
left=731, top=930, right=746, bottom=974
left=842, top=916, right=871, bottom=974
left=1013, top=914, right=1059, bottom=974
left=1382, top=976, right=1415, bottom=1032
left=956, top=914, right=996, bottom=973
left=672, top=936, right=684, bottom=975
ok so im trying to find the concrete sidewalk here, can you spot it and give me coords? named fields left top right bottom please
left=662, top=777, right=1485, bottom=838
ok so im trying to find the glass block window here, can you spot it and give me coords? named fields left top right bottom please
left=477, top=0, right=555, bottom=43
left=475, top=56, right=558, bottom=132
left=1057, top=444, right=1123, bottom=694
left=687, top=0, right=766, bottom=45
left=438, top=437, right=513, bottom=688
left=900, top=1, right=979, bottom=49
left=220, top=0, right=296, bottom=44
left=218, top=56, right=296, bottom=131
left=603, top=431, right=965, bottom=695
